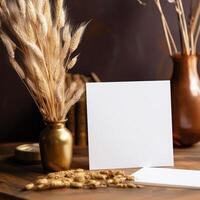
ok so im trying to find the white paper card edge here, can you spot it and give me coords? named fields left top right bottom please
left=132, top=167, right=200, bottom=189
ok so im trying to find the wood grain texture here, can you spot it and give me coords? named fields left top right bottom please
left=1, top=143, right=200, bottom=200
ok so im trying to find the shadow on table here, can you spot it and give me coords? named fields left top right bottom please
left=0, top=156, right=43, bottom=175
left=0, top=192, right=27, bottom=200
left=0, top=154, right=89, bottom=176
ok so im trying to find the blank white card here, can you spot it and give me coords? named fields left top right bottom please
left=86, top=81, right=174, bottom=170
left=133, top=168, right=200, bottom=189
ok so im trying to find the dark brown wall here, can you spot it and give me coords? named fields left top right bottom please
left=0, top=0, right=195, bottom=142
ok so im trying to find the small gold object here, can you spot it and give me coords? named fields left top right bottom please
left=25, top=183, right=35, bottom=190
left=15, top=143, right=41, bottom=164
left=70, top=182, right=83, bottom=189
left=39, top=121, right=73, bottom=172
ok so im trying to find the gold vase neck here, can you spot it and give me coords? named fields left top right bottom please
left=44, top=120, right=67, bottom=128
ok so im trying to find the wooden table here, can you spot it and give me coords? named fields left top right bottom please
left=1, top=143, right=200, bottom=200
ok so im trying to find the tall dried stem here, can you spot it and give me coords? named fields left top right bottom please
left=151, top=0, right=200, bottom=55
left=154, top=0, right=177, bottom=55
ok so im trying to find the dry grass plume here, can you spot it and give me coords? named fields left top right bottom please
left=0, top=0, right=88, bottom=122
left=139, top=0, right=200, bottom=55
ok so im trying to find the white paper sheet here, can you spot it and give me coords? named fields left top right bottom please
left=86, top=81, right=174, bottom=170
left=133, top=167, right=200, bottom=189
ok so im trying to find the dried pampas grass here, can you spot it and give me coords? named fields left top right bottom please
left=139, top=0, right=200, bottom=55
left=0, top=0, right=88, bottom=122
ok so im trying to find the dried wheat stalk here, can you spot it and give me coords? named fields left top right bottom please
left=139, top=0, right=200, bottom=55
left=0, top=0, right=88, bottom=122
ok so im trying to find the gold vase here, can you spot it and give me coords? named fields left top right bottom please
left=171, top=54, right=200, bottom=147
left=39, top=121, right=73, bottom=172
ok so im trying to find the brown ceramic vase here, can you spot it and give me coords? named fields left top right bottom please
left=171, top=54, right=200, bottom=147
